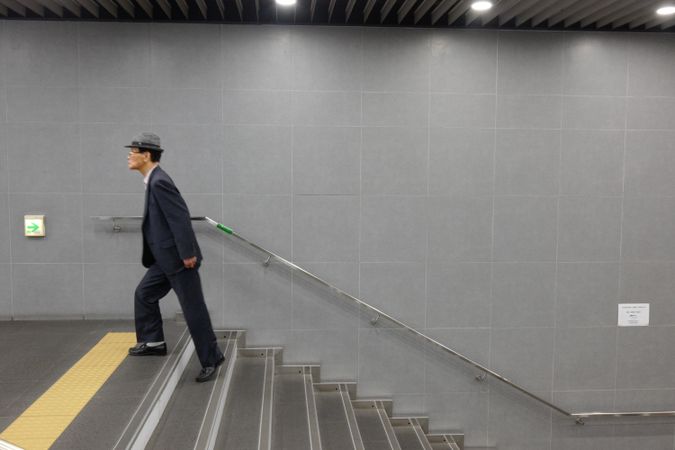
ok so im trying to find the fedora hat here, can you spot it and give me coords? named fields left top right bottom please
left=125, top=132, right=164, bottom=152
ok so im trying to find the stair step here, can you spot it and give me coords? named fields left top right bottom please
left=213, top=348, right=278, bottom=449
left=427, top=434, right=463, bottom=450
left=353, top=400, right=400, bottom=450
left=316, top=383, right=365, bottom=450
left=390, top=418, right=433, bottom=450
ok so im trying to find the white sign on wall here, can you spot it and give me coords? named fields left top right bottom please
left=618, top=303, right=650, bottom=327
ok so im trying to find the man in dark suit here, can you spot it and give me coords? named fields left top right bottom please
left=126, top=132, right=224, bottom=383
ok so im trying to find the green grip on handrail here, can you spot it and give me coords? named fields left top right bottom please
left=216, top=223, right=233, bottom=235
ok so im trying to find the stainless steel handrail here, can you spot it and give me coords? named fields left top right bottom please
left=91, top=215, right=675, bottom=424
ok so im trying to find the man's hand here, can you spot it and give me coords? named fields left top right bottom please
left=183, top=256, right=197, bottom=269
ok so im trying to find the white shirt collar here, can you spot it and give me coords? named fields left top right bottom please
left=143, top=165, right=158, bottom=187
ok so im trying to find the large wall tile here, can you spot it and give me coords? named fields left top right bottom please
left=627, top=97, right=675, bottom=130
left=11, top=193, right=82, bottom=263
left=429, top=128, right=494, bottom=196
left=292, top=27, right=362, bottom=91
left=427, top=196, right=492, bottom=262
left=430, top=94, right=495, bottom=129
left=151, top=89, right=221, bottom=125
left=293, top=126, right=360, bottom=195
left=362, top=28, right=429, bottom=92
left=12, top=263, right=83, bottom=318
left=614, top=424, right=675, bottom=450
left=362, top=93, right=428, bottom=127
left=287, top=329, right=358, bottom=380
left=625, top=131, right=675, bottom=196
left=0, top=195, right=8, bottom=262
left=81, top=123, right=149, bottom=194
left=492, top=263, right=556, bottom=328
left=563, top=33, right=628, bottom=96
left=0, top=264, right=10, bottom=319
left=560, top=130, right=624, bottom=196
left=222, top=195, right=291, bottom=262
left=78, top=88, right=152, bottom=124
left=3, top=21, right=77, bottom=87
left=488, top=385, right=552, bottom=450
left=498, top=31, right=563, bottom=95
left=0, top=126, right=5, bottom=192
left=426, top=392, right=489, bottom=447
left=616, top=327, right=675, bottom=389
left=223, top=90, right=292, bottom=125
left=620, top=263, right=675, bottom=326
left=622, top=197, right=675, bottom=262
left=222, top=262, right=292, bottom=330
left=555, top=262, right=620, bottom=328
left=430, top=29, right=497, bottom=94
left=78, top=22, right=150, bottom=87
left=361, top=196, right=427, bottom=262
left=627, top=33, right=675, bottom=97
left=293, top=195, right=359, bottom=262
left=427, top=263, right=491, bottom=328
left=223, top=126, right=291, bottom=195
left=150, top=23, right=221, bottom=89
left=83, top=263, right=142, bottom=318
left=497, top=95, right=562, bottom=129
left=557, top=197, right=622, bottom=262
left=151, top=125, right=222, bottom=194
left=553, top=327, right=617, bottom=390
left=291, top=262, right=359, bottom=330
left=495, top=129, right=560, bottom=196
left=6, top=86, right=77, bottom=123
left=292, top=91, right=360, bottom=127
left=562, top=96, right=626, bottom=130
left=222, top=25, right=291, bottom=90
left=359, top=262, right=426, bottom=330
left=362, top=127, right=427, bottom=195
left=491, top=328, right=555, bottom=392
left=493, top=196, right=557, bottom=262
left=357, top=327, right=426, bottom=396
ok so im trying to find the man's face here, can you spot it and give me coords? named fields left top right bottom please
left=127, top=148, right=148, bottom=171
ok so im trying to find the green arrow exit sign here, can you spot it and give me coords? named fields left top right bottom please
left=24, top=215, right=45, bottom=237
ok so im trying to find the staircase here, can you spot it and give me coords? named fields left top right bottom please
left=120, top=330, right=492, bottom=450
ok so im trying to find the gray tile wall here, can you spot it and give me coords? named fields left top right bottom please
left=1, top=21, right=675, bottom=448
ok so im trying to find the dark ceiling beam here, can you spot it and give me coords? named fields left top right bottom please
left=72, top=0, right=99, bottom=17
left=546, top=0, right=598, bottom=26
left=0, top=3, right=6, bottom=14
left=96, top=0, right=118, bottom=17
left=514, top=0, right=557, bottom=26
left=466, top=0, right=517, bottom=26
left=363, top=0, right=377, bottom=21
left=346, top=0, right=357, bottom=21
left=136, top=0, right=153, bottom=17
left=579, top=0, right=636, bottom=27
left=175, top=0, right=189, bottom=18
left=397, top=0, right=416, bottom=23
left=499, top=0, right=539, bottom=25
left=35, top=0, right=63, bottom=16
left=380, top=0, right=396, bottom=22
left=431, top=0, right=462, bottom=25
left=558, top=0, right=620, bottom=27
left=328, top=0, right=336, bottom=20
left=644, top=11, right=675, bottom=29
left=599, top=0, right=661, bottom=28
left=155, top=0, right=171, bottom=17
left=531, top=0, right=578, bottom=27
left=0, top=0, right=25, bottom=15
left=195, top=0, right=207, bottom=18
left=53, top=0, right=81, bottom=16
left=413, top=0, right=435, bottom=23
left=628, top=10, right=660, bottom=29
left=114, top=0, right=135, bottom=17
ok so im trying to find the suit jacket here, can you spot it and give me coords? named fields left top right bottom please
left=142, top=166, right=202, bottom=274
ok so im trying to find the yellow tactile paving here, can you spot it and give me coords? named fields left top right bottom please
left=0, top=332, right=136, bottom=450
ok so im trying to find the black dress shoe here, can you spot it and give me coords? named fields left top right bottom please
left=195, top=355, right=225, bottom=383
left=128, top=342, right=167, bottom=356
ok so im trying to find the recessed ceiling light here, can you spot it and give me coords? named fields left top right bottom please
left=657, top=5, right=675, bottom=15
left=276, top=0, right=296, bottom=5
left=471, top=1, right=493, bottom=12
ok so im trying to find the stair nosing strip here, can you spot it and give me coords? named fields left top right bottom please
left=257, top=349, right=275, bottom=450
left=113, top=327, right=193, bottom=450
left=303, top=367, right=323, bottom=450
left=411, top=419, right=434, bottom=450
left=375, top=401, right=402, bottom=450
left=194, top=336, right=239, bottom=450
left=339, top=384, right=366, bottom=450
